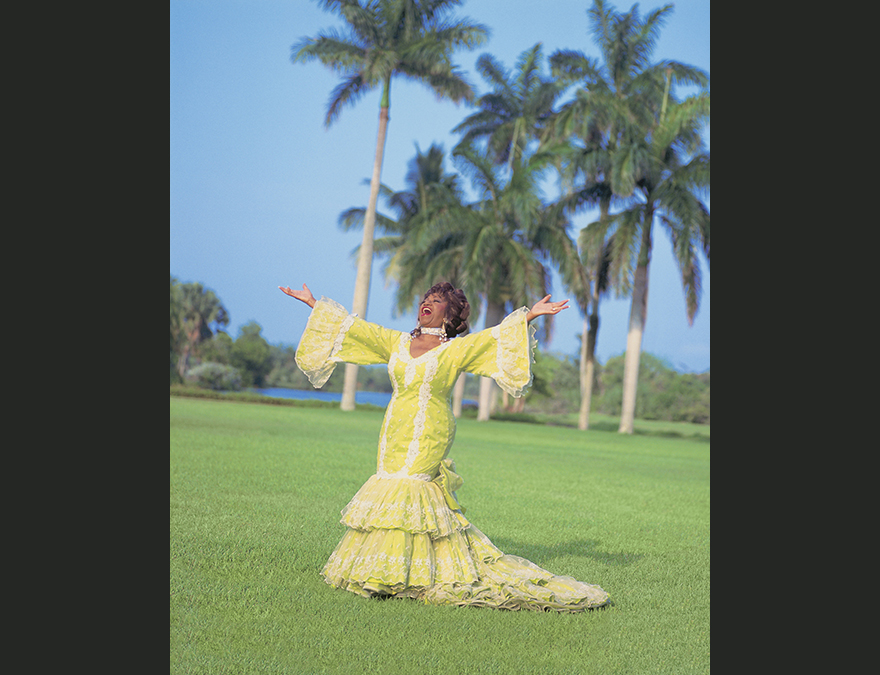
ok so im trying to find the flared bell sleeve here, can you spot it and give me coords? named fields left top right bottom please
left=294, top=297, right=400, bottom=389
left=453, top=307, right=538, bottom=398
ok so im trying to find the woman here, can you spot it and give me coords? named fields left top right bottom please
left=279, top=281, right=609, bottom=611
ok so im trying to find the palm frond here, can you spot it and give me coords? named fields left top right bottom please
left=598, top=207, right=643, bottom=297
left=475, top=53, right=513, bottom=93
left=655, top=59, right=710, bottom=91
left=298, top=0, right=486, bottom=126
left=429, top=18, right=491, bottom=51
left=291, top=31, right=367, bottom=71
left=324, top=72, right=371, bottom=126
left=663, top=217, right=702, bottom=325
left=514, top=42, right=544, bottom=91
left=549, top=49, right=602, bottom=87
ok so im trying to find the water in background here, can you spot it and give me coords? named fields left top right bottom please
left=251, top=387, right=392, bottom=407
left=251, top=387, right=477, bottom=408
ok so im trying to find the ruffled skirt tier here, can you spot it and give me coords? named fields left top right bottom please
left=321, top=474, right=609, bottom=612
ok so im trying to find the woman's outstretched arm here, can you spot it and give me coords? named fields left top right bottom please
left=279, top=283, right=316, bottom=308
left=526, top=295, right=569, bottom=322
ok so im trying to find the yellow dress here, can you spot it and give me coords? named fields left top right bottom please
left=295, top=297, right=609, bottom=611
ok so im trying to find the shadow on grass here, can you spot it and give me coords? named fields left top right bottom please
left=546, top=417, right=710, bottom=443
left=488, top=536, right=643, bottom=567
left=633, top=427, right=710, bottom=443
left=471, top=408, right=710, bottom=442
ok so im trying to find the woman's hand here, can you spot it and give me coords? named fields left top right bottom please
left=526, top=295, right=569, bottom=322
left=279, top=283, right=316, bottom=308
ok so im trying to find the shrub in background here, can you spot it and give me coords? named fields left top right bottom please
left=187, top=362, right=242, bottom=391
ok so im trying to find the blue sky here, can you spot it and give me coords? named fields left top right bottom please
left=170, top=0, right=710, bottom=372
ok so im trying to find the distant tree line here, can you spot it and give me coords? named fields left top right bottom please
left=170, top=276, right=401, bottom=394
left=171, top=276, right=269, bottom=389
left=526, top=350, right=709, bottom=424
left=171, top=276, right=708, bottom=424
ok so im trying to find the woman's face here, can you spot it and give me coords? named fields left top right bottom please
left=418, top=293, right=449, bottom=330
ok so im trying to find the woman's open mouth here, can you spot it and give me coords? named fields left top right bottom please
left=421, top=307, right=432, bottom=317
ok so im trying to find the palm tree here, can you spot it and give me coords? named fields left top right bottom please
left=546, top=50, right=617, bottom=431
left=450, top=44, right=571, bottom=419
left=452, top=139, right=574, bottom=420
left=452, top=42, right=561, bottom=174
left=613, top=97, right=709, bottom=434
left=292, top=0, right=487, bottom=411
left=340, top=144, right=477, bottom=312
left=575, top=227, right=614, bottom=430
left=340, top=143, right=477, bottom=416
left=543, top=175, right=616, bottom=431
left=174, top=282, right=230, bottom=380
left=457, top=39, right=614, bottom=430
left=553, top=1, right=710, bottom=434
left=350, top=138, right=572, bottom=422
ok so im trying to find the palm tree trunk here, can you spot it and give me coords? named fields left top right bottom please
left=341, top=96, right=390, bottom=411
left=478, top=375, right=495, bottom=421
left=579, top=202, right=608, bottom=431
left=578, top=313, right=595, bottom=430
left=477, top=300, right=505, bottom=421
left=178, top=344, right=191, bottom=379
left=620, top=75, right=669, bottom=431
left=619, top=216, right=653, bottom=434
left=178, top=324, right=201, bottom=379
left=452, top=372, right=465, bottom=417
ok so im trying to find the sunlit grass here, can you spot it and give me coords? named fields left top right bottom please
left=171, top=396, right=709, bottom=674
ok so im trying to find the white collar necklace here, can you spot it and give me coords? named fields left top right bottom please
left=411, top=325, right=450, bottom=343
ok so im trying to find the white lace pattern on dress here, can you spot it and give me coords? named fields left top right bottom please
left=294, top=297, right=355, bottom=388
left=376, top=334, right=448, bottom=478
left=489, top=308, right=538, bottom=398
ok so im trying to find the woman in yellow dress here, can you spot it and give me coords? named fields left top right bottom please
left=279, top=281, right=609, bottom=612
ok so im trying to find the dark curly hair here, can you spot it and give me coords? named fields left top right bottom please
left=411, top=281, right=471, bottom=340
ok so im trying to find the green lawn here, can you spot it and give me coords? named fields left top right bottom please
left=170, top=396, right=709, bottom=674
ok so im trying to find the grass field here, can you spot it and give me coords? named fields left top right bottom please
left=170, top=396, right=709, bottom=674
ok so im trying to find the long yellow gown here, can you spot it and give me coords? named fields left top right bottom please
left=295, top=297, right=609, bottom=611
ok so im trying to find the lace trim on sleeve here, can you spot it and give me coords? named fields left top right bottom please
left=489, top=307, right=538, bottom=398
left=294, top=296, right=355, bottom=388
